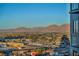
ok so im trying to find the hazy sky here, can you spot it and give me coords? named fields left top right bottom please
left=0, top=3, right=70, bottom=29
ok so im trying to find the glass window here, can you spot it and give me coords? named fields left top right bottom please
left=71, top=3, right=79, bottom=10
left=71, top=14, right=78, bottom=37
left=74, top=20, right=78, bottom=36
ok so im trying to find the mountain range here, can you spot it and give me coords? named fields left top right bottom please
left=0, top=24, right=70, bottom=33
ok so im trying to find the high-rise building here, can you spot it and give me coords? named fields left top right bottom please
left=70, top=3, right=79, bottom=56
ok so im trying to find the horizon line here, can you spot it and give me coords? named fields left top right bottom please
left=0, top=23, right=70, bottom=29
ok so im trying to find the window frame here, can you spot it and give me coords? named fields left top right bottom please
left=71, top=3, right=79, bottom=11
left=74, top=20, right=78, bottom=37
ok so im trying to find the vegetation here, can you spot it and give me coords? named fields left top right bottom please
left=0, top=32, right=70, bottom=56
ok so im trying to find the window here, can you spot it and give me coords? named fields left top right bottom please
left=71, top=3, right=79, bottom=10
left=74, top=20, right=78, bottom=37
left=71, top=14, right=78, bottom=37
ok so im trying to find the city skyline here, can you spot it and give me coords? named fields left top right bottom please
left=0, top=3, right=70, bottom=29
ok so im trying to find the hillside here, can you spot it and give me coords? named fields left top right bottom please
left=0, top=24, right=70, bottom=33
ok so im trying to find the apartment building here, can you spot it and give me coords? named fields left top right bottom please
left=70, top=3, right=79, bottom=55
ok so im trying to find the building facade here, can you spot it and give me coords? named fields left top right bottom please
left=70, top=3, right=79, bottom=56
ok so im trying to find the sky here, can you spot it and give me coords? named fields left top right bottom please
left=0, top=3, right=70, bottom=29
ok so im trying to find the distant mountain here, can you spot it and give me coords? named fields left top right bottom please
left=41, top=24, right=70, bottom=33
left=0, top=24, right=70, bottom=33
